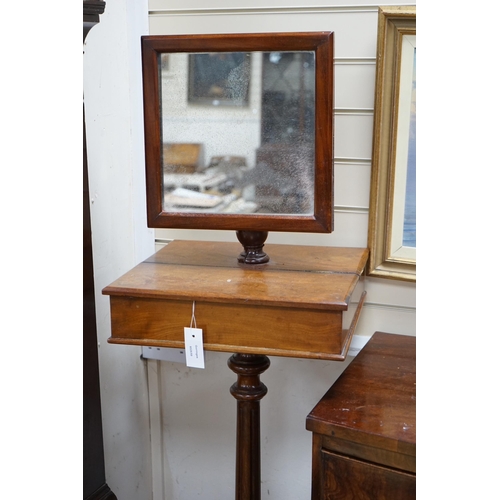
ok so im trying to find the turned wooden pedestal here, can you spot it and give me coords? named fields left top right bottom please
left=229, top=354, right=270, bottom=500
left=103, top=240, right=368, bottom=499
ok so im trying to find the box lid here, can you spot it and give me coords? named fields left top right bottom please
left=103, top=240, right=368, bottom=311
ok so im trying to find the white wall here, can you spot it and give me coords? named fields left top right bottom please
left=83, top=0, right=155, bottom=498
left=84, top=1, right=416, bottom=499
left=162, top=52, right=262, bottom=168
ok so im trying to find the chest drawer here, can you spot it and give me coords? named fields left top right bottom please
left=319, top=449, right=415, bottom=499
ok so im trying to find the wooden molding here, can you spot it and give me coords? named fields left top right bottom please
left=83, top=0, right=106, bottom=17
left=85, top=484, right=117, bottom=500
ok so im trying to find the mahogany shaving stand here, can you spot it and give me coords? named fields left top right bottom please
left=103, top=240, right=368, bottom=500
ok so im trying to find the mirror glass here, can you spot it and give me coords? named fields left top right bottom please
left=159, top=51, right=315, bottom=215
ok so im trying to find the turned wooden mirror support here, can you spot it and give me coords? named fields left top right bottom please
left=236, top=230, right=269, bottom=264
left=228, top=353, right=271, bottom=500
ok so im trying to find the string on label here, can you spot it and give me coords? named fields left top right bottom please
left=190, top=300, right=197, bottom=329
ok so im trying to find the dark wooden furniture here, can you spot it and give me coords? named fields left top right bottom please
left=306, top=332, right=416, bottom=500
left=163, top=143, right=205, bottom=173
left=103, top=240, right=368, bottom=500
left=255, top=144, right=314, bottom=214
left=84, top=2, right=117, bottom=499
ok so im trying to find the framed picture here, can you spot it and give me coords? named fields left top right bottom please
left=160, top=53, right=169, bottom=71
left=367, top=6, right=416, bottom=282
left=188, top=52, right=251, bottom=106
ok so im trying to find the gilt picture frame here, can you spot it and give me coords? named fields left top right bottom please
left=368, top=6, right=416, bottom=282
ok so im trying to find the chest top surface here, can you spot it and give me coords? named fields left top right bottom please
left=306, top=332, right=416, bottom=453
left=102, top=240, right=368, bottom=311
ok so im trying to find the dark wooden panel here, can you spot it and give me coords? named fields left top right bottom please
left=86, top=484, right=119, bottom=500
left=83, top=108, right=109, bottom=499
left=83, top=2, right=116, bottom=498
left=321, top=450, right=416, bottom=500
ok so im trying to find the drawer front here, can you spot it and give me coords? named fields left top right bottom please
left=318, top=449, right=416, bottom=500
left=108, top=296, right=348, bottom=359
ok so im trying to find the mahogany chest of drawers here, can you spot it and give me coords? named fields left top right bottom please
left=306, top=332, right=416, bottom=499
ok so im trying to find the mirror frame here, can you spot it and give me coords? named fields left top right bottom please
left=141, top=32, right=334, bottom=233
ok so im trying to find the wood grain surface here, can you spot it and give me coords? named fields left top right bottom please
left=103, top=241, right=368, bottom=359
left=307, top=332, right=416, bottom=499
left=306, top=332, right=416, bottom=453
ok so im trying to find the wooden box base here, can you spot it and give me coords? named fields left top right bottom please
left=104, top=241, right=368, bottom=360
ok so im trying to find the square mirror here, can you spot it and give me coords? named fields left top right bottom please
left=142, top=32, right=334, bottom=236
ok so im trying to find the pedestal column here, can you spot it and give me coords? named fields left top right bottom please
left=228, top=353, right=271, bottom=500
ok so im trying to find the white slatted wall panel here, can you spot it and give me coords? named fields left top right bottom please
left=146, top=3, right=416, bottom=499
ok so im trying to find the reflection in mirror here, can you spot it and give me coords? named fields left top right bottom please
left=160, top=51, right=316, bottom=215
